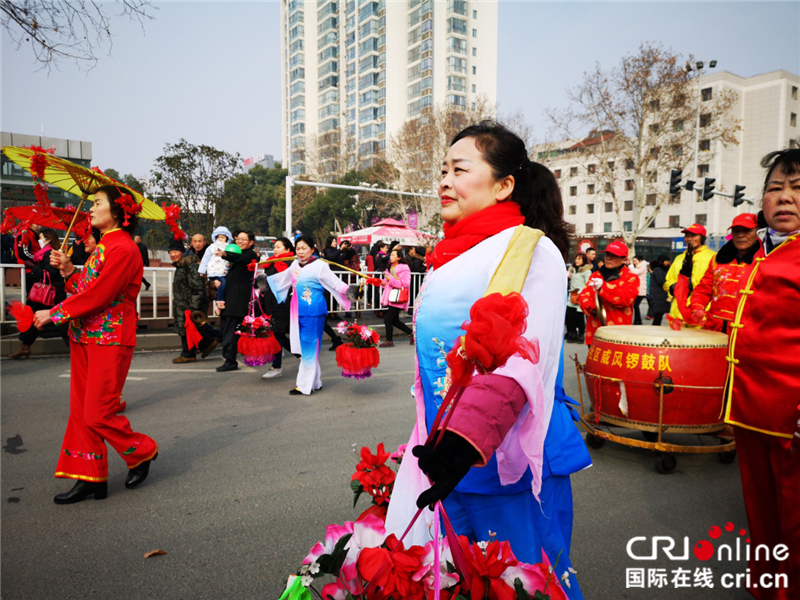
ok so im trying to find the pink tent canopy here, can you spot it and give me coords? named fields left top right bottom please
left=337, top=218, right=431, bottom=247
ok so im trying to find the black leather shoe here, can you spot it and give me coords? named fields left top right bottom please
left=289, top=388, right=305, bottom=395
left=216, top=362, right=238, bottom=372
left=125, top=453, right=158, bottom=489
left=54, top=480, right=108, bottom=504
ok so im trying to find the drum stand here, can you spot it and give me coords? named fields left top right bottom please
left=571, top=355, right=737, bottom=474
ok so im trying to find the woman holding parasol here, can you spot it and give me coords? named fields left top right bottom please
left=32, top=185, right=159, bottom=504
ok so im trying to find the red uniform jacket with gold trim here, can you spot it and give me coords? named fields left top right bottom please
left=577, top=268, right=639, bottom=346
left=690, top=239, right=760, bottom=332
left=725, top=236, right=800, bottom=438
left=49, top=229, right=143, bottom=347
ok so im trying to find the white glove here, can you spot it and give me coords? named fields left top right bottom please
left=588, top=278, right=603, bottom=291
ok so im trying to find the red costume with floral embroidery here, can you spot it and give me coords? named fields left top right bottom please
left=49, top=229, right=157, bottom=482
left=577, top=269, right=640, bottom=346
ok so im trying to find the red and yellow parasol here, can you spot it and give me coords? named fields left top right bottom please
left=1, top=146, right=180, bottom=249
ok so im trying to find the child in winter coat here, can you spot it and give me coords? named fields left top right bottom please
left=199, top=226, right=234, bottom=306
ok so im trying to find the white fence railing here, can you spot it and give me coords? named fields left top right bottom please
left=1, top=264, right=424, bottom=325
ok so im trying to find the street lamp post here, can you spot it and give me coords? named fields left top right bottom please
left=686, top=59, right=717, bottom=224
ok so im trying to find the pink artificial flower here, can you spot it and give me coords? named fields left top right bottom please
left=390, top=444, right=407, bottom=463
left=303, top=521, right=354, bottom=565
left=415, top=538, right=460, bottom=591
left=500, top=561, right=568, bottom=600
left=336, top=321, right=349, bottom=335
left=340, top=514, right=387, bottom=591
left=359, top=326, right=373, bottom=341
left=320, top=580, right=348, bottom=600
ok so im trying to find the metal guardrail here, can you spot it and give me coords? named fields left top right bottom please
left=1, top=264, right=424, bottom=325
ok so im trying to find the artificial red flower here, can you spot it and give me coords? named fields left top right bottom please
left=365, top=277, right=383, bottom=287
left=357, top=534, right=427, bottom=600
left=27, top=146, right=53, bottom=179
left=9, top=301, right=34, bottom=333
left=247, top=259, right=258, bottom=272
left=459, top=536, right=519, bottom=600
left=351, top=443, right=396, bottom=506
left=446, top=292, right=539, bottom=388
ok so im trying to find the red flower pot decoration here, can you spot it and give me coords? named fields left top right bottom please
left=445, top=292, right=539, bottom=388
left=336, top=344, right=380, bottom=379
left=237, top=334, right=281, bottom=366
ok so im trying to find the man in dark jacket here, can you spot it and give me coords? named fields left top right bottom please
left=648, top=255, right=672, bottom=327
left=216, top=230, right=259, bottom=372
left=134, top=235, right=151, bottom=291
left=170, top=238, right=216, bottom=364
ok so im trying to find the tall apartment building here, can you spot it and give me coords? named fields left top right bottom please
left=536, top=70, right=800, bottom=251
left=280, top=0, right=498, bottom=179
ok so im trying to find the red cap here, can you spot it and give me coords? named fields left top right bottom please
left=603, top=240, right=629, bottom=257
left=729, top=213, right=758, bottom=229
left=681, top=223, right=707, bottom=236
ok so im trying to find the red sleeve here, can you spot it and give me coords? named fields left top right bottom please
left=578, top=273, right=598, bottom=314
left=599, top=270, right=640, bottom=308
left=690, top=258, right=715, bottom=310
left=444, top=373, right=528, bottom=467
left=50, top=245, right=139, bottom=324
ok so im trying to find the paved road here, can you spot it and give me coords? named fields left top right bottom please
left=2, top=340, right=751, bottom=599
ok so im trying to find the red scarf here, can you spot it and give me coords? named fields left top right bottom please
left=429, top=202, right=525, bottom=271
left=273, top=251, right=294, bottom=273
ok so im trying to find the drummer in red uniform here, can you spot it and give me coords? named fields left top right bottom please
left=689, top=213, right=761, bottom=334
left=32, top=185, right=158, bottom=505
left=725, top=149, right=800, bottom=600
left=577, top=240, right=640, bottom=346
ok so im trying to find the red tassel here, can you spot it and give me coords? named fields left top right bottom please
left=184, top=310, right=203, bottom=350
left=9, top=301, right=34, bottom=332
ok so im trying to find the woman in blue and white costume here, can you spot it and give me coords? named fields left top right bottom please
left=268, top=236, right=354, bottom=396
left=386, top=121, right=575, bottom=568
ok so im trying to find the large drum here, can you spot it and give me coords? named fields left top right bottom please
left=584, top=326, right=729, bottom=434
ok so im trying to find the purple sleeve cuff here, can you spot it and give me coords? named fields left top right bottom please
left=445, top=373, right=528, bottom=467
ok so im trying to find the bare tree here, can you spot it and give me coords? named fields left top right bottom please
left=1, top=0, right=154, bottom=70
left=387, top=95, right=502, bottom=231
left=545, top=42, right=740, bottom=250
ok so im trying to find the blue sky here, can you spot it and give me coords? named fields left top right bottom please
left=2, top=1, right=798, bottom=179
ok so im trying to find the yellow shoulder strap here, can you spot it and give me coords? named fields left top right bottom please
left=484, top=226, right=544, bottom=296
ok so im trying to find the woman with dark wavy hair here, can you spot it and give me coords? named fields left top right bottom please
left=385, top=121, right=586, bottom=596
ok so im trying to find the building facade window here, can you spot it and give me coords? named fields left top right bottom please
left=587, top=204, right=595, bottom=214
left=604, top=222, right=612, bottom=233
left=569, top=186, right=577, bottom=197
left=701, top=87, right=713, bottom=101
left=587, top=184, right=595, bottom=195
left=791, top=113, right=797, bottom=127
left=646, top=193, right=656, bottom=206
left=698, top=164, right=709, bottom=177
left=699, top=139, right=711, bottom=151
left=585, top=223, right=594, bottom=233
left=624, top=200, right=633, bottom=211
left=588, top=163, right=596, bottom=174
left=568, top=205, right=576, bottom=215
left=625, top=179, right=634, bottom=191
left=669, top=215, right=680, bottom=228
left=700, top=113, right=711, bottom=127
left=604, top=202, right=612, bottom=212
left=623, top=221, right=632, bottom=232
left=696, top=213, right=707, bottom=226
left=569, top=166, right=578, bottom=177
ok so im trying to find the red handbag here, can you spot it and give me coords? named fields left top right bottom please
left=388, top=287, right=409, bottom=304
left=28, top=270, right=56, bottom=306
